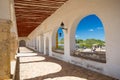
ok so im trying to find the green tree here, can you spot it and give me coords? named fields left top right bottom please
left=76, top=39, right=83, bottom=44
left=76, top=38, right=105, bottom=48
left=59, top=38, right=64, bottom=44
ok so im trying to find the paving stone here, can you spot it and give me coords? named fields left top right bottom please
left=18, top=47, right=117, bottom=80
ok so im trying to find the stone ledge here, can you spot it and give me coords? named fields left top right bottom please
left=11, top=60, right=17, bottom=79
left=52, top=49, right=64, bottom=54
left=0, top=19, right=12, bottom=24
left=71, top=51, right=106, bottom=63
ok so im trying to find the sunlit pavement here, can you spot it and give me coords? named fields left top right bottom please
left=18, top=47, right=116, bottom=80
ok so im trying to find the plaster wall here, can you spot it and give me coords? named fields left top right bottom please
left=10, top=0, right=18, bottom=35
left=27, top=0, right=120, bottom=79
left=38, top=35, right=44, bottom=53
left=0, top=0, right=18, bottom=79
left=0, top=20, right=11, bottom=79
left=43, top=32, right=51, bottom=56
left=0, top=0, right=10, bottom=20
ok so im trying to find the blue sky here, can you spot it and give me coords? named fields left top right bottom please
left=57, top=14, right=105, bottom=41
left=57, top=28, right=64, bottom=41
left=75, top=14, right=105, bottom=41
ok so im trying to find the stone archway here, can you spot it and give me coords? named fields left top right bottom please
left=69, top=14, right=106, bottom=53
left=19, top=40, right=26, bottom=47
left=51, top=27, right=65, bottom=54
left=71, top=14, right=106, bottom=63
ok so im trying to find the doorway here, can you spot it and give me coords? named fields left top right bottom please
left=19, top=40, right=26, bottom=47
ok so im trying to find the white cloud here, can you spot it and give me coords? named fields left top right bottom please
left=97, top=27, right=103, bottom=30
left=75, top=35, right=79, bottom=38
left=89, top=29, right=94, bottom=32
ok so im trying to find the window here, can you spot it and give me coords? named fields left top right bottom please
left=71, top=14, right=106, bottom=63
left=52, top=27, right=64, bottom=54
left=56, top=27, right=64, bottom=50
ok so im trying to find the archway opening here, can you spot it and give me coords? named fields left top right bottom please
left=71, top=14, right=106, bottom=63
left=19, top=40, right=26, bottom=47
left=52, top=27, right=64, bottom=54
left=56, top=27, right=64, bottom=50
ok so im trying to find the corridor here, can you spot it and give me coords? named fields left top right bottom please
left=18, top=47, right=116, bottom=80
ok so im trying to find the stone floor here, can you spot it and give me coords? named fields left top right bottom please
left=18, top=47, right=117, bottom=80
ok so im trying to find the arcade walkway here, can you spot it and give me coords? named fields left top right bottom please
left=17, top=47, right=116, bottom=80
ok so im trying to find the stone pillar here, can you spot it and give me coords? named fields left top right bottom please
left=0, top=19, right=11, bottom=79
left=10, top=32, right=18, bottom=61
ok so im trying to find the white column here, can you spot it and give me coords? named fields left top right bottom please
left=36, top=36, right=39, bottom=51
left=43, top=34, right=46, bottom=55
left=64, top=30, right=70, bottom=62
left=38, top=35, right=42, bottom=52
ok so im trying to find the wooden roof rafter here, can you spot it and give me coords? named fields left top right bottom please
left=14, top=0, right=68, bottom=37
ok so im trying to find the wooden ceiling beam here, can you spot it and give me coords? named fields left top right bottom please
left=14, top=0, right=68, bottom=37
left=14, top=1, right=63, bottom=7
left=14, top=0, right=66, bottom=4
left=16, top=14, right=48, bottom=17
left=15, top=3, right=60, bottom=8
left=14, top=7, right=57, bottom=12
left=15, top=10, right=53, bottom=15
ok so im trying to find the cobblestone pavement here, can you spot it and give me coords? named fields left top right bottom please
left=18, top=47, right=117, bottom=80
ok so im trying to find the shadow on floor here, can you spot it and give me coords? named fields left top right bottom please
left=16, top=47, right=117, bottom=80
left=23, top=56, right=117, bottom=80
left=14, top=57, right=20, bottom=80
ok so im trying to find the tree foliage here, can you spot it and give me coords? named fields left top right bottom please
left=76, top=39, right=105, bottom=48
left=58, top=38, right=64, bottom=44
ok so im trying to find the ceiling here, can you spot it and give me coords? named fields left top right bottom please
left=14, top=0, right=68, bottom=37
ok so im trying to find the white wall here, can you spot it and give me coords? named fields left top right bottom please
left=10, top=0, right=18, bottom=35
left=43, top=32, right=51, bottom=56
left=27, top=0, right=120, bottom=79
left=0, top=0, right=10, bottom=20
left=0, top=0, right=18, bottom=36
left=39, top=34, right=44, bottom=53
